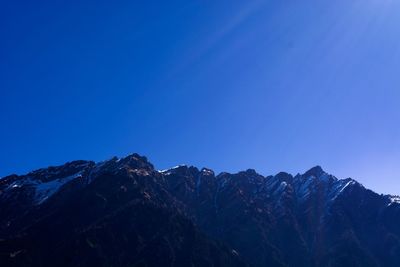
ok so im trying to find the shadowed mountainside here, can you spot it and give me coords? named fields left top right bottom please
left=1, top=154, right=400, bottom=267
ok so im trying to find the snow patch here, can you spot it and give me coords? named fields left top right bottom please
left=387, top=196, right=400, bottom=206
left=158, top=165, right=187, bottom=175
left=278, top=181, right=288, bottom=191
left=329, top=179, right=355, bottom=201
left=5, top=172, right=83, bottom=205
left=6, top=179, right=36, bottom=190
left=295, top=176, right=316, bottom=201
left=34, top=172, right=83, bottom=204
left=201, top=169, right=214, bottom=176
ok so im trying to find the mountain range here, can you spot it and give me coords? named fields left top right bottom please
left=1, top=153, right=400, bottom=267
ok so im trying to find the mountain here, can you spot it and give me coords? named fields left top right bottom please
left=1, top=154, right=400, bottom=267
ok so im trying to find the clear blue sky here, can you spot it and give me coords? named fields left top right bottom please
left=1, top=0, right=399, bottom=194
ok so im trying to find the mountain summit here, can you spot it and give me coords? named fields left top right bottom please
left=1, top=154, right=400, bottom=267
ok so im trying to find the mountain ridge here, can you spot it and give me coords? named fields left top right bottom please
left=1, top=153, right=400, bottom=267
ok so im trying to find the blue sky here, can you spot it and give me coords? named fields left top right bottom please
left=1, top=0, right=399, bottom=194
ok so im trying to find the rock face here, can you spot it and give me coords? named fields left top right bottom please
left=1, top=154, right=400, bottom=267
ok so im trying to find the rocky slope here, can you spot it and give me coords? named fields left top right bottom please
left=1, top=154, right=400, bottom=267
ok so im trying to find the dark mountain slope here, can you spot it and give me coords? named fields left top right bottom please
left=0, top=155, right=245, bottom=267
left=1, top=153, right=400, bottom=267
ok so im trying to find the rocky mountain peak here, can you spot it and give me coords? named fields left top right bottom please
left=1, top=154, right=400, bottom=267
left=118, top=153, right=154, bottom=170
left=275, top=171, right=294, bottom=184
left=303, top=165, right=326, bottom=178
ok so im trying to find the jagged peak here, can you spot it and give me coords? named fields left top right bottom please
left=28, top=160, right=93, bottom=173
left=158, top=164, right=200, bottom=176
left=303, top=165, right=326, bottom=177
left=328, top=178, right=359, bottom=201
left=159, top=164, right=187, bottom=171
left=234, top=168, right=263, bottom=178
left=274, top=172, right=293, bottom=184
left=12, top=160, right=94, bottom=184
left=244, top=168, right=258, bottom=175
left=118, top=153, right=154, bottom=170
left=200, top=168, right=215, bottom=176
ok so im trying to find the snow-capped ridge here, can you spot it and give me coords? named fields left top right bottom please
left=386, top=195, right=400, bottom=206
left=4, top=171, right=84, bottom=205
left=201, top=168, right=214, bottom=176
left=303, top=165, right=326, bottom=178
left=158, top=164, right=189, bottom=175
left=2, top=154, right=389, bottom=213
left=34, top=172, right=83, bottom=204
left=328, top=178, right=357, bottom=201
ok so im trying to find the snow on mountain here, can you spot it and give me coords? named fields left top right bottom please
left=3, top=171, right=84, bottom=205
left=387, top=195, right=400, bottom=206
left=2, top=154, right=400, bottom=267
left=33, top=172, right=83, bottom=204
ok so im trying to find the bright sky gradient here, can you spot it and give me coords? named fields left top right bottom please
left=1, top=0, right=400, bottom=194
